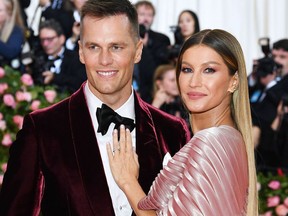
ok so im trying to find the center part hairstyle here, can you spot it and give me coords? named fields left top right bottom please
left=79, top=0, right=140, bottom=41
left=176, top=29, right=258, bottom=215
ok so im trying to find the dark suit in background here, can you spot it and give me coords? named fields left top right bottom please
left=137, top=30, right=171, bottom=103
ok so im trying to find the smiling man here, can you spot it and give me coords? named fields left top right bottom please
left=0, top=0, right=190, bottom=215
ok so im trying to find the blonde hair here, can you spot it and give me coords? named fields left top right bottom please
left=176, top=29, right=258, bottom=215
left=0, top=0, right=24, bottom=42
left=152, top=64, right=175, bottom=97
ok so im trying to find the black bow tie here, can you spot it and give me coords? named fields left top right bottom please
left=96, top=103, right=135, bottom=136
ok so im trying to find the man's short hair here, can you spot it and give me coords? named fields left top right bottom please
left=273, top=39, right=288, bottom=52
left=80, top=0, right=139, bottom=40
left=39, top=19, right=64, bottom=36
left=134, top=0, right=155, bottom=16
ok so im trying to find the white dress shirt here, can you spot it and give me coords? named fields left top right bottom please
left=84, top=82, right=136, bottom=216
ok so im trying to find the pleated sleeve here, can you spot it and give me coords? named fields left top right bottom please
left=138, top=126, right=248, bottom=216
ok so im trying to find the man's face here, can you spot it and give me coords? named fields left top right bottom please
left=79, top=15, right=143, bottom=107
left=272, top=48, right=288, bottom=74
left=136, top=5, right=154, bottom=30
left=39, top=28, right=65, bottom=56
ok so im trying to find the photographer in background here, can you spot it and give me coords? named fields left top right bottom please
left=252, top=38, right=288, bottom=173
left=31, top=19, right=86, bottom=93
left=133, top=1, right=171, bottom=103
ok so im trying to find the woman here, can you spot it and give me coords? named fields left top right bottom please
left=0, top=0, right=24, bottom=67
left=107, top=29, right=258, bottom=215
left=178, top=10, right=200, bottom=41
left=151, top=64, right=185, bottom=118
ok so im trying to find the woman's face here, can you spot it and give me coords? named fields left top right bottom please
left=179, top=45, right=235, bottom=114
left=178, top=12, right=195, bottom=39
left=157, top=69, right=179, bottom=96
left=0, top=0, right=8, bottom=26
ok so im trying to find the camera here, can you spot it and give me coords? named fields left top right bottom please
left=167, top=25, right=184, bottom=60
left=139, top=24, right=147, bottom=39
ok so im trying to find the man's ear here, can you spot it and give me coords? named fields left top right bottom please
left=134, top=40, right=143, bottom=64
left=78, top=41, right=85, bottom=64
left=228, top=72, right=239, bottom=93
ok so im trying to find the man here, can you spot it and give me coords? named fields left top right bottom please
left=253, top=39, right=288, bottom=171
left=134, top=1, right=171, bottom=103
left=272, top=39, right=288, bottom=77
left=0, top=0, right=190, bottom=215
left=32, top=19, right=86, bottom=93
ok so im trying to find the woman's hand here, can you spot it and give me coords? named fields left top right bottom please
left=107, top=125, right=139, bottom=190
left=152, top=87, right=169, bottom=108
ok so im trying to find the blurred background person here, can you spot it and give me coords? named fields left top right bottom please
left=251, top=39, right=288, bottom=173
left=0, top=0, right=25, bottom=70
left=63, top=0, right=87, bottom=51
left=31, top=19, right=86, bottom=93
left=133, top=0, right=171, bottom=103
left=178, top=9, right=200, bottom=41
left=167, top=9, right=200, bottom=65
left=151, top=64, right=188, bottom=123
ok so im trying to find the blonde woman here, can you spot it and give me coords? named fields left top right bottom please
left=108, top=29, right=258, bottom=215
left=0, top=0, right=24, bottom=66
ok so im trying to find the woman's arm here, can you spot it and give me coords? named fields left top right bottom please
left=106, top=125, right=156, bottom=216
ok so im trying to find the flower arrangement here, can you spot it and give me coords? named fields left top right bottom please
left=258, top=171, right=288, bottom=216
left=0, top=66, right=69, bottom=181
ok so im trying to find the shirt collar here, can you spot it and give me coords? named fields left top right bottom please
left=84, top=82, right=135, bottom=121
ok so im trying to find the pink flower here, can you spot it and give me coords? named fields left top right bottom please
left=16, top=91, right=32, bottom=102
left=13, top=115, right=24, bottom=129
left=284, top=197, right=288, bottom=207
left=21, top=73, right=33, bottom=86
left=1, top=163, right=7, bottom=172
left=267, top=196, right=280, bottom=207
left=0, top=120, right=6, bottom=131
left=2, top=133, right=12, bottom=146
left=30, top=100, right=41, bottom=111
left=0, top=67, right=5, bottom=78
left=268, top=180, right=281, bottom=190
left=44, top=90, right=57, bottom=103
left=275, top=204, right=288, bottom=216
left=260, top=211, right=272, bottom=216
left=3, top=94, right=16, bottom=108
left=0, top=83, right=8, bottom=94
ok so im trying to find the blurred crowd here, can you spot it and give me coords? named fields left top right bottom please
left=1, top=0, right=288, bottom=173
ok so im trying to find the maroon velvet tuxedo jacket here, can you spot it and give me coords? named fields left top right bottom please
left=0, top=83, right=190, bottom=216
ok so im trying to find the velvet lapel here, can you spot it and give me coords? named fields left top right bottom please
left=68, top=85, right=115, bottom=216
left=134, top=93, right=164, bottom=193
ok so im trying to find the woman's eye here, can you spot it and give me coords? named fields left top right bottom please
left=204, top=68, right=215, bottom=73
left=181, top=67, right=192, bottom=73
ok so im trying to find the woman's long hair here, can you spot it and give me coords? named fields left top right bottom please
left=176, top=29, right=258, bottom=215
left=0, top=0, right=24, bottom=42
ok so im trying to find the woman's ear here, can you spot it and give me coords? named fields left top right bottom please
left=228, top=72, right=239, bottom=93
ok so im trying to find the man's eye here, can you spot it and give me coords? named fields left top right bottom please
left=88, top=45, right=97, bottom=50
left=112, top=45, right=123, bottom=51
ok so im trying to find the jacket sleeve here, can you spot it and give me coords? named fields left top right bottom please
left=0, top=114, right=44, bottom=216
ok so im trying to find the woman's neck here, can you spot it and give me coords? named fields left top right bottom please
left=191, top=104, right=235, bottom=134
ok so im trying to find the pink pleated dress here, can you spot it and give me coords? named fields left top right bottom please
left=138, top=125, right=248, bottom=216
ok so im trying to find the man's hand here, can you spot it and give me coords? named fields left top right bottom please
left=42, top=71, right=54, bottom=84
